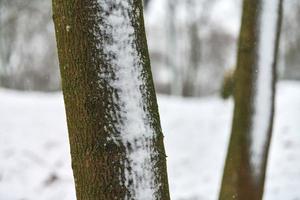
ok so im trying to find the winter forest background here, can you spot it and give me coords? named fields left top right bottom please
left=0, top=0, right=300, bottom=199
left=2, top=0, right=300, bottom=94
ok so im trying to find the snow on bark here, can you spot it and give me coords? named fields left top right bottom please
left=95, top=0, right=158, bottom=199
left=250, top=0, right=280, bottom=177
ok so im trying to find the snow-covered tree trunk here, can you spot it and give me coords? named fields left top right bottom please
left=52, top=0, right=170, bottom=199
left=219, top=0, right=283, bottom=199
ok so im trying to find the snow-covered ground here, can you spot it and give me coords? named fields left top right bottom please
left=0, top=81, right=299, bottom=200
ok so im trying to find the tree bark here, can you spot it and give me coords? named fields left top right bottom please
left=219, top=0, right=283, bottom=199
left=52, top=0, right=170, bottom=199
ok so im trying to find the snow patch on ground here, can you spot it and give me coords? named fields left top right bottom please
left=0, top=81, right=299, bottom=200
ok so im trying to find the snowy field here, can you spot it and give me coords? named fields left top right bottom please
left=0, top=81, right=299, bottom=200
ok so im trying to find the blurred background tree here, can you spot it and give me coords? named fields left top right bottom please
left=280, top=1, right=300, bottom=80
left=147, top=0, right=237, bottom=96
left=0, top=0, right=60, bottom=91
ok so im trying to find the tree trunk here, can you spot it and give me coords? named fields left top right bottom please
left=167, top=0, right=182, bottom=96
left=183, top=0, right=201, bottom=97
left=219, top=0, right=283, bottom=199
left=52, top=0, right=170, bottom=199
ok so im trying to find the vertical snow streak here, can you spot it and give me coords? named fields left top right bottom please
left=96, top=0, right=157, bottom=199
left=251, top=0, right=279, bottom=177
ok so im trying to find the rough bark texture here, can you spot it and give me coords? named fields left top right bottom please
left=219, top=0, right=283, bottom=200
left=52, top=0, right=170, bottom=199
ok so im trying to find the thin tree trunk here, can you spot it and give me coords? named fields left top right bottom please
left=52, top=0, right=170, bottom=199
left=167, top=0, right=182, bottom=96
left=219, top=0, right=283, bottom=199
left=183, top=0, right=201, bottom=97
